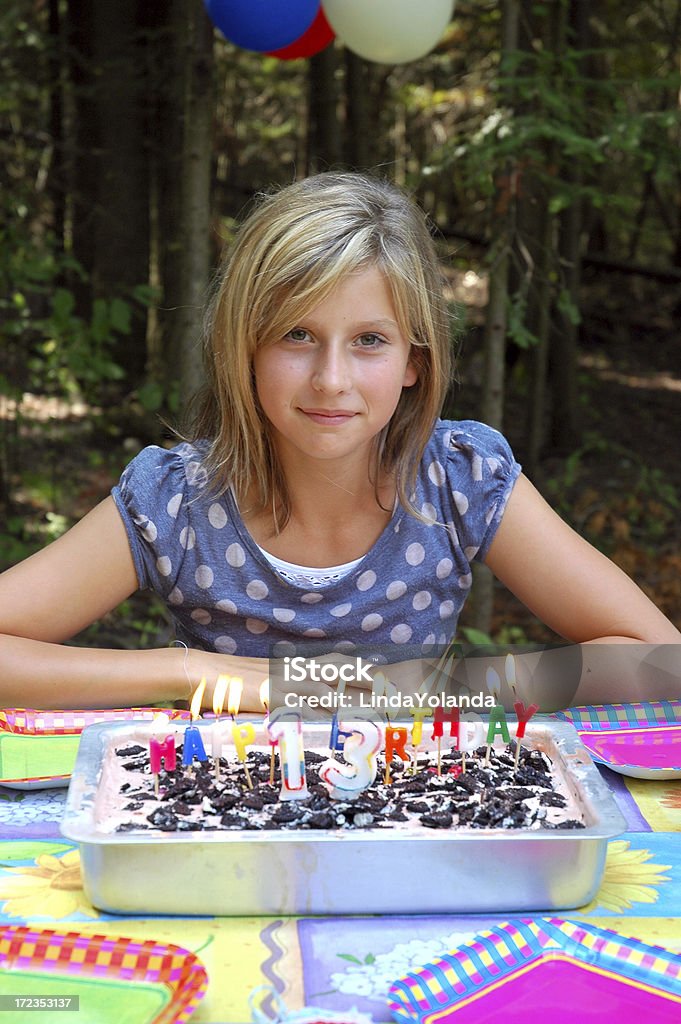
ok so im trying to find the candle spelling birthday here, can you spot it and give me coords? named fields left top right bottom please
left=484, top=667, right=510, bottom=767
left=504, top=653, right=540, bottom=769
left=384, top=725, right=409, bottom=784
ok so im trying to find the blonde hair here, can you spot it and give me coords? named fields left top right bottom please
left=189, top=172, right=453, bottom=530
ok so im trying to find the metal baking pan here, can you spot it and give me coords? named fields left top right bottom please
left=61, top=719, right=625, bottom=916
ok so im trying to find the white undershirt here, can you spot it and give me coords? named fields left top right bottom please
left=231, top=486, right=364, bottom=587
left=256, top=545, right=362, bottom=587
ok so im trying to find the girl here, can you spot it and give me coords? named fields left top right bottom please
left=0, top=173, right=678, bottom=711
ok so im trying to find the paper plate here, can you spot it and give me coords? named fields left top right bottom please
left=0, top=708, right=190, bottom=790
left=577, top=724, right=681, bottom=780
left=0, top=925, right=207, bottom=1024
left=388, top=918, right=681, bottom=1023
left=553, top=700, right=681, bottom=732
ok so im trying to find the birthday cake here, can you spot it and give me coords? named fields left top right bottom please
left=94, top=732, right=586, bottom=835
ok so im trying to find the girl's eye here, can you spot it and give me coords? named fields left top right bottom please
left=285, top=328, right=310, bottom=343
left=356, top=333, right=385, bottom=348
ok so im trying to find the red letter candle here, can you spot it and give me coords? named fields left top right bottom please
left=513, top=700, right=540, bottom=767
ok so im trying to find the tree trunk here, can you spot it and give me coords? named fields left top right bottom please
left=524, top=199, right=554, bottom=477
left=154, top=0, right=214, bottom=416
left=66, top=0, right=150, bottom=388
left=469, top=0, right=519, bottom=639
left=344, top=50, right=372, bottom=170
left=549, top=199, right=582, bottom=453
left=65, top=0, right=98, bottom=309
left=549, top=0, right=589, bottom=455
left=47, top=0, right=66, bottom=258
left=521, top=0, right=566, bottom=478
left=307, top=45, right=341, bottom=172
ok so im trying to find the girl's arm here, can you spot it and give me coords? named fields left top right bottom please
left=485, top=473, right=680, bottom=644
left=481, top=473, right=681, bottom=706
left=0, top=497, right=270, bottom=710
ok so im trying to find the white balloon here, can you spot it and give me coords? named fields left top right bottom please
left=323, top=0, right=454, bottom=65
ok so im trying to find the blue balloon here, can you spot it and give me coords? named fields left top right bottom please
left=205, top=0, right=320, bottom=53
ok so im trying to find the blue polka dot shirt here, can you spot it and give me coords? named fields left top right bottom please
left=112, top=420, right=521, bottom=662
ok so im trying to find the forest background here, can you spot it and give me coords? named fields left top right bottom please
left=1, top=0, right=680, bottom=653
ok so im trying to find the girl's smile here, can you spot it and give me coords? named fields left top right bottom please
left=253, top=266, right=418, bottom=469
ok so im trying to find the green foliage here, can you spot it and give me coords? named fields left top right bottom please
left=543, top=432, right=680, bottom=554
left=74, top=594, right=172, bottom=651
left=458, top=624, right=530, bottom=647
left=28, top=289, right=129, bottom=398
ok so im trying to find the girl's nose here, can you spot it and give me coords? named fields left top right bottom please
left=311, top=347, right=351, bottom=393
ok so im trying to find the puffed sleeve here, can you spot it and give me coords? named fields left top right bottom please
left=111, top=443, right=204, bottom=593
left=444, top=420, right=522, bottom=562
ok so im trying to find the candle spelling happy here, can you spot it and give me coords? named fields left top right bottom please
left=225, top=676, right=254, bottom=789
left=148, top=713, right=176, bottom=797
left=182, top=677, right=208, bottom=768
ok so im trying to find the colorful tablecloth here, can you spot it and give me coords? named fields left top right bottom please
left=0, top=717, right=679, bottom=1023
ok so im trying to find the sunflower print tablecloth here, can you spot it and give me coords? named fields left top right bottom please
left=0, top=725, right=679, bottom=1022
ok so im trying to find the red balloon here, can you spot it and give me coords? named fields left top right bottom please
left=267, top=8, right=334, bottom=60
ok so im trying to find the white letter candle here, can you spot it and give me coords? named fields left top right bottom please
left=319, top=718, right=381, bottom=800
left=459, top=713, right=485, bottom=773
left=267, top=712, right=309, bottom=801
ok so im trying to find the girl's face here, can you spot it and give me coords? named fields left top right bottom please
left=253, top=265, right=418, bottom=474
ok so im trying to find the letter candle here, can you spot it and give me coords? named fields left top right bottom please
left=225, top=676, right=255, bottom=789
left=233, top=721, right=255, bottom=790
left=319, top=717, right=381, bottom=799
left=211, top=674, right=230, bottom=781
left=484, top=668, right=509, bottom=766
left=459, top=713, right=485, bottom=767
left=431, top=705, right=444, bottom=775
left=329, top=715, right=353, bottom=762
left=407, top=708, right=431, bottom=773
left=267, top=711, right=309, bottom=801
left=384, top=726, right=409, bottom=784
left=504, top=654, right=540, bottom=769
left=148, top=714, right=176, bottom=798
left=513, top=700, right=540, bottom=768
left=182, top=677, right=208, bottom=769
left=443, top=705, right=461, bottom=771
